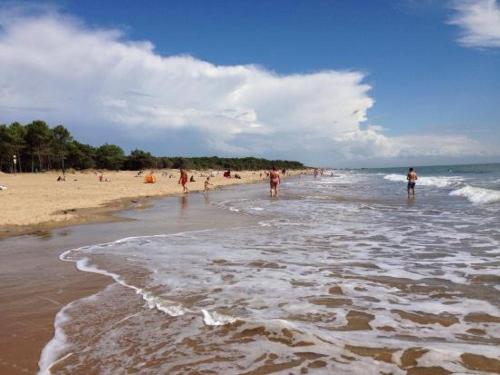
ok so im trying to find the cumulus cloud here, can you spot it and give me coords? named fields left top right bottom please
left=449, top=0, right=500, bottom=48
left=0, top=7, right=492, bottom=164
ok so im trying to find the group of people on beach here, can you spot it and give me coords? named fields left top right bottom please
left=151, top=166, right=416, bottom=198
left=163, top=166, right=417, bottom=198
left=177, top=166, right=282, bottom=197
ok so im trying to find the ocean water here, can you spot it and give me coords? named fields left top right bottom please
left=39, top=164, right=500, bottom=374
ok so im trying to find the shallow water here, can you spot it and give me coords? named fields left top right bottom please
left=40, top=165, right=500, bottom=374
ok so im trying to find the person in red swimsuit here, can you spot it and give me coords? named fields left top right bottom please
left=269, top=166, right=281, bottom=197
left=178, top=168, right=189, bottom=193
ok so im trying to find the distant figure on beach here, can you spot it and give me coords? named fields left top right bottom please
left=179, top=168, right=189, bottom=193
left=314, top=169, right=319, bottom=178
left=407, top=167, right=418, bottom=197
left=223, top=169, right=231, bottom=178
left=204, top=177, right=213, bottom=191
left=269, top=166, right=281, bottom=197
left=144, top=171, right=155, bottom=184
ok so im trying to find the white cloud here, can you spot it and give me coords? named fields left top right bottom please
left=0, top=8, right=493, bottom=164
left=449, top=0, right=500, bottom=48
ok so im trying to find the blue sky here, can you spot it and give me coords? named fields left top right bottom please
left=1, top=0, right=499, bottom=166
left=66, top=0, right=499, bottom=134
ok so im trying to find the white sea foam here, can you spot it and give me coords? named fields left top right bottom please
left=40, top=174, right=500, bottom=373
left=201, top=309, right=237, bottom=326
left=142, top=292, right=185, bottom=316
left=37, top=285, right=111, bottom=375
left=38, top=303, right=71, bottom=375
left=61, top=251, right=189, bottom=318
left=450, top=185, right=500, bottom=204
left=384, top=174, right=463, bottom=188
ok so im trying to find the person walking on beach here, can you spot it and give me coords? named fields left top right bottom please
left=407, top=167, right=418, bottom=197
left=269, top=166, right=281, bottom=197
left=204, top=176, right=213, bottom=191
left=179, top=168, right=189, bottom=193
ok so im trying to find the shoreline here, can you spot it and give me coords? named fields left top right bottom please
left=0, top=181, right=265, bottom=374
left=0, top=169, right=310, bottom=239
left=0, top=195, right=141, bottom=239
left=2, top=172, right=499, bottom=374
left=0, top=230, right=111, bottom=375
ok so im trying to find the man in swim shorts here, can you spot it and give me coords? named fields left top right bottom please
left=407, top=167, right=417, bottom=197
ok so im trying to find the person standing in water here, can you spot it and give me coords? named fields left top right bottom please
left=407, top=167, right=418, bottom=197
left=269, top=166, right=281, bottom=197
left=204, top=176, right=213, bottom=191
left=179, top=168, right=189, bottom=194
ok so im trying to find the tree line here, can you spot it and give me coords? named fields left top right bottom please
left=0, top=121, right=305, bottom=173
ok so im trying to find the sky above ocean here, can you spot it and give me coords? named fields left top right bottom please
left=0, top=0, right=499, bottom=167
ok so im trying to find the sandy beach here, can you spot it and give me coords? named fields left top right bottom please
left=0, top=169, right=308, bottom=238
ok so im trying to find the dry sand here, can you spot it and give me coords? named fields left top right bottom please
left=0, top=169, right=308, bottom=237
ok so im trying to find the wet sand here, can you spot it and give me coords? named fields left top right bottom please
left=0, top=186, right=258, bottom=374
left=0, top=169, right=308, bottom=238
left=0, top=231, right=110, bottom=374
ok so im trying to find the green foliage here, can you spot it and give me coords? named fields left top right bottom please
left=124, top=149, right=156, bottom=170
left=25, top=120, right=52, bottom=171
left=0, top=124, right=14, bottom=172
left=52, top=125, right=73, bottom=172
left=66, top=141, right=97, bottom=170
left=95, top=143, right=125, bottom=170
left=0, top=121, right=305, bottom=173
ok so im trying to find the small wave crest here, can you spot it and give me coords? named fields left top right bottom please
left=450, top=185, right=500, bottom=204
left=38, top=302, right=72, bottom=375
left=61, top=248, right=189, bottom=318
left=201, top=309, right=237, bottom=326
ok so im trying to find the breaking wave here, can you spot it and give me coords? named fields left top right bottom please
left=383, top=174, right=463, bottom=188
left=450, top=185, right=500, bottom=204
